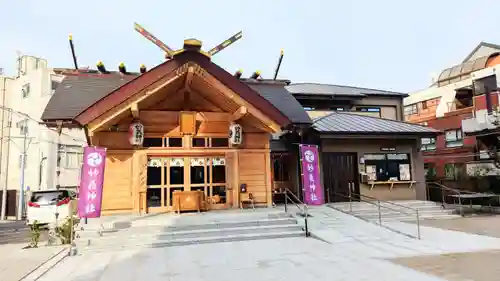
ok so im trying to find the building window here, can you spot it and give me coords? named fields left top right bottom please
left=210, top=138, right=229, bottom=148
left=58, top=145, right=83, bottom=169
left=421, top=101, right=428, bottom=109
left=16, top=119, right=29, bottom=135
left=444, top=163, right=464, bottom=180
left=192, top=138, right=206, bottom=148
left=18, top=154, right=27, bottom=169
left=167, top=137, right=183, bottom=147
left=421, top=137, right=436, bottom=151
left=445, top=129, right=463, bottom=148
left=424, top=163, right=436, bottom=179
left=364, top=153, right=411, bottom=181
left=356, top=107, right=381, bottom=112
left=21, top=83, right=30, bottom=98
left=404, top=104, right=418, bottom=116
left=143, top=138, right=163, bottom=148
left=51, top=80, right=59, bottom=94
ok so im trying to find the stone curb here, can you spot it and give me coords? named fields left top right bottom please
left=19, top=247, right=68, bottom=281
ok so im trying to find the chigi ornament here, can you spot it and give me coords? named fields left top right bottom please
left=128, top=120, right=144, bottom=146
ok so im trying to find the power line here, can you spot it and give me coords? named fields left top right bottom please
left=0, top=106, right=86, bottom=143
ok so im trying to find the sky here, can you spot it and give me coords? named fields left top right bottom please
left=1, top=0, right=500, bottom=92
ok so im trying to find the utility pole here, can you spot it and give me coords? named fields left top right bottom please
left=55, top=121, right=63, bottom=227
left=0, top=110, right=12, bottom=220
left=17, top=128, right=28, bottom=220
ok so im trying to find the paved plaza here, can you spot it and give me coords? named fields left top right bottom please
left=30, top=207, right=500, bottom=281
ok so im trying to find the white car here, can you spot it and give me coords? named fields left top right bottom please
left=26, top=190, right=75, bottom=226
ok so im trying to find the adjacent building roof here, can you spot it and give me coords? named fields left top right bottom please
left=462, top=41, right=500, bottom=63
left=247, top=82, right=311, bottom=124
left=286, top=83, right=407, bottom=97
left=437, top=54, right=497, bottom=87
left=313, top=112, right=438, bottom=135
left=42, top=73, right=135, bottom=121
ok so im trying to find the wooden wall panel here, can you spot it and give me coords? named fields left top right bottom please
left=140, top=111, right=179, bottom=124
left=198, top=121, right=229, bottom=134
left=102, top=152, right=134, bottom=212
left=96, top=132, right=132, bottom=150
left=180, top=111, right=196, bottom=134
left=238, top=152, right=270, bottom=204
left=241, top=133, right=269, bottom=149
left=132, top=152, right=148, bottom=213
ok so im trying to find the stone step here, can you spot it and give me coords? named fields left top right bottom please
left=76, top=223, right=303, bottom=247
left=77, top=230, right=305, bottom=253
left=77, top=217, right=298, bottom=239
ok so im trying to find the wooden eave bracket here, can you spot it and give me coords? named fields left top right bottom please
left=230, top=106, right=247, bottom=122
left=185, top=66, right=195, bottom=89
left=56, top=120, right=63, bottom=135
left=130, top=103, right=139, bottom=119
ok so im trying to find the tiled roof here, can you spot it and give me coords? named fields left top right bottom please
left=313, top=112, right=438, bottom=135
left=286, top=83, right=407, bottom=97
left=42, top=74, right=135, bottom=121
left=247, top=83, right=311, bottom=124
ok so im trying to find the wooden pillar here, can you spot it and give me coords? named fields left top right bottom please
left=231, top=151, right=240, bottom=208
left=265, top=149, right=273, bottom=207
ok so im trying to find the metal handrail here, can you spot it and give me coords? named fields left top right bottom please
left=328, top=190, right=421, bottom=239
left=426, top=181, right=475, bottom=216
left=352, top=192, right=420, bottom=213
left=282, top=187, right=310, bottom=237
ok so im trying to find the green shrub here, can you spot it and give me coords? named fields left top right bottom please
left=29, top=221, right=41, bottom=248
left=55, top=216, right=80, bottom=245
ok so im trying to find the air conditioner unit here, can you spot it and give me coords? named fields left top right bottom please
left=229, top=123, right=242, bottom=145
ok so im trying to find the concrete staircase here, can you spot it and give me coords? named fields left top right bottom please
left=75, top=210, right=304, bottom=253
left=329, top=200, right=460, bottom=222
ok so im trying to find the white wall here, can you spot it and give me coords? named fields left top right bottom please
left=0, top=56, right=86, bottom=193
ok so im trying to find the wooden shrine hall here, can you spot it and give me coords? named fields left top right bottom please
left=41, top=37, right=311, bottom=215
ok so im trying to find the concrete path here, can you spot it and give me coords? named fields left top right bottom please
left=0, top=243, right=66, bottom=281
left=33, top=207, right=500, bottom=280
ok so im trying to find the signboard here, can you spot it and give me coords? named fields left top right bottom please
left=78, top=146, right=106, bottom=218
left=299, top=144, right=324, bottom=205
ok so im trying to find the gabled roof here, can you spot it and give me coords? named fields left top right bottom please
left=286, top=83, right=407, bottom=97
left=41, top=53, right=308, bottom=126
left=462, top=41, right=500, bottom=63
left=313, top=112, right=438, bottom=135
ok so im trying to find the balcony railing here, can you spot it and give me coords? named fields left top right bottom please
left=466, top=160, right=500, bottom=177
left=462, top=111, right=500, bottom=134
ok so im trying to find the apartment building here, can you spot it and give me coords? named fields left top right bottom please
left=404, top=42, right=500, bottom=189
left=285, top=83, right=405, bottom=120
left=0, top=56, right=86, bottom=218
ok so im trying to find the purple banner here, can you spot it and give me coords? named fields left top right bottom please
left=78, top=146, right=107, bottom=218
left=300, top=144, right=324, bottom=205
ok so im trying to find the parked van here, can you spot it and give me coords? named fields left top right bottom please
left=26, top=190, right=76, bottom=226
